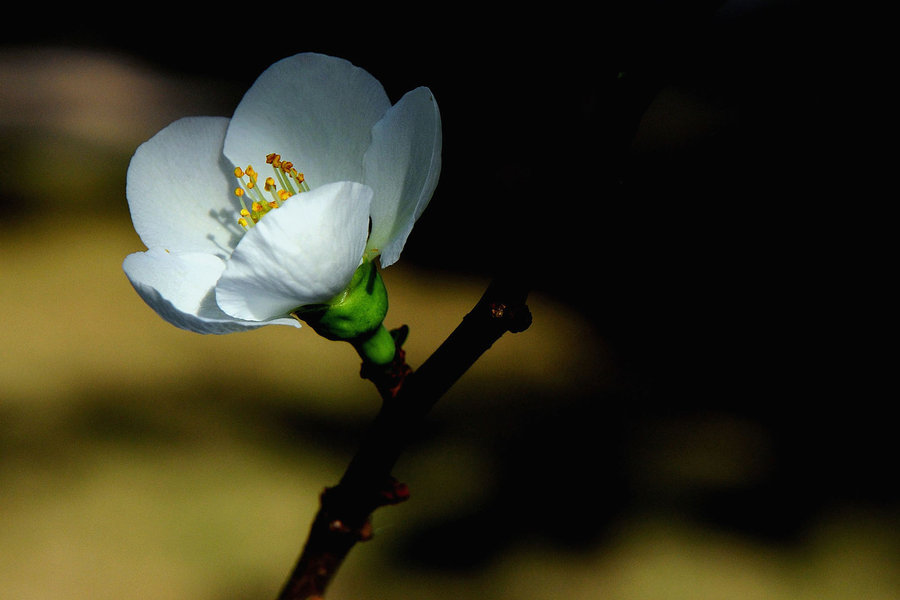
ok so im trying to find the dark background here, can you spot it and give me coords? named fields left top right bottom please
left=2, top=0, right=894, bottom=595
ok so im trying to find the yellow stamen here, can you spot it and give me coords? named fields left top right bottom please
left=233, top=152, right=309, bottom=229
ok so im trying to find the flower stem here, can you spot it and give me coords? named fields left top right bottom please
left=351, top=324, right=396, bottom=366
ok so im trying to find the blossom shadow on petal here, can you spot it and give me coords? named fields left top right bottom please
left=206, top=207, right=245, bottom=259
left=202, top=151, right=248, bottom=259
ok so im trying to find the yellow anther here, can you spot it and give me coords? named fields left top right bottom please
left=234, top=152, right=309, bottom=229
left=266, top=153, right=283, bottom=169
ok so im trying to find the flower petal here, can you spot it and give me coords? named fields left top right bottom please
left=123, top=249, right=298, bottom=334
left=224, top=53, right=391, bottom=188
left=126, top=116, right=244, bottom=257
left=364, top=86, right=442, bottom=267
left=215, top=181, right=374, bottom=322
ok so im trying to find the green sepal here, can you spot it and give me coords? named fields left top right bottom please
left=292, top=261, right=395, bottom=365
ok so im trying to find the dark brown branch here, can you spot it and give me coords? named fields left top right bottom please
left=276, top=274, right=531, bottom=600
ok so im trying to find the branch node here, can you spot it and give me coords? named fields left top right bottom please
left=489, top=301, right=532, bottom=333
left=326, top=518, right=373, bottom=540
left=358, top=521, right=374, bottom=542
left=326, top=519, right=350, bottom=534
left=378, top=477, right=411, bottom=505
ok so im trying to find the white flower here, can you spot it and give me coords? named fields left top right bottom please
left=123, top=53, right=442, bottom=335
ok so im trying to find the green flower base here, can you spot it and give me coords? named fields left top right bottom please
left=292, top=261, right=396, bottom=365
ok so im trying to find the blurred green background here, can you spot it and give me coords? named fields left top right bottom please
left=2, top=3, right=895, bottom=599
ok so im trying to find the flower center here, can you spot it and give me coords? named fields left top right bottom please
left=233, top=153, right=310, bottom=229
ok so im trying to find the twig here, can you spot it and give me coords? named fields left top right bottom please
left=276, top=274, right=531, bottom=599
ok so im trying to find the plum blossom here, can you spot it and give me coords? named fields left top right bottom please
left=123, top=53, right=441, bottom=337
